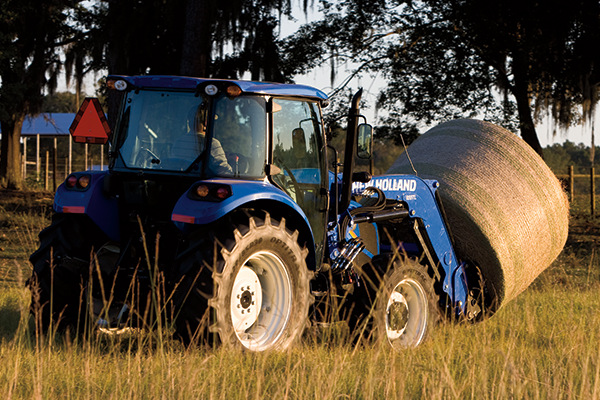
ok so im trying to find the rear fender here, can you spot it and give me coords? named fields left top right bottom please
left=53, top=171, right=120, bottom=241
left=172, top=179, right=312, bottom=231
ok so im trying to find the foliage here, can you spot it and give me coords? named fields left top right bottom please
left=1, top=1, right=308, bottom=190
left=1, top=189, right=599, bottom=398
left=543, top=140, right=600, bottom=175
left=282, top=0, right=600, bottom=157
left=0, top=274, right=598, bottom=398
left=0, top=0, right=87, bottom=189
left=0, top=162, right=598, bottom=397
left=65, top=0, right=300, bottom=81
left=542, top=141, right=600, bottom=205
left=41, top=92, right=80, bottom=114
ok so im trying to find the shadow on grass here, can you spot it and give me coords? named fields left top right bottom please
left=0, top=288, right=31, bottom=342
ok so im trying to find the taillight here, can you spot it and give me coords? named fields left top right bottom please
left=216, top=187, right=231, bottom=200
left=195, top=185, right=210, bottom=197
left=189, top=183, right=232, bottom=202
left=66, top=175, right=78, bottom=188
left=78, top=175, right=91, bottom=189
left=65, top=174, right=92, bottom=190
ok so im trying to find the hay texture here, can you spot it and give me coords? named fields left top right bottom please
left=388, top=119, right=569, bottom=309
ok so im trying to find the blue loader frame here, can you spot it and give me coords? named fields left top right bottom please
left=352, top=174, right=470, bottom=314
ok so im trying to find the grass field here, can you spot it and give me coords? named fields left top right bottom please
left=0, top=189, right=599, bottom=399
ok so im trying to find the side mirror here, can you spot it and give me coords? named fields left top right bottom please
left=357, top=123, right=373, bottom=159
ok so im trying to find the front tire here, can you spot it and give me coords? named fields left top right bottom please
left=374, top=259, right=441, bottom=349
left=175, top=212, right=312, bottom=351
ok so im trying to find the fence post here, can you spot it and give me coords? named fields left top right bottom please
left=569, top=165, right=574, bottom=201
left=44, top=151, right=49, bottom=191
left=592, top=167, right=596, bottom=218
left=53, top=137, right=58, bottom=192
left=22, top=137, right=27, bottom=180
left=36, top=134, right=40, bottom=182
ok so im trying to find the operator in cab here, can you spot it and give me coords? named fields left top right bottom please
left=171, top=104, right=232, bottom=176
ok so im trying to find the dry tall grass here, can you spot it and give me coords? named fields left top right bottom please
left=0, top=277, right=599, bottom=399
left=0, top=191, right=598, bottom=399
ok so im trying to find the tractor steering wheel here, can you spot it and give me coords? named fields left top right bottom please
left=273, top=158, right=303, bottom=206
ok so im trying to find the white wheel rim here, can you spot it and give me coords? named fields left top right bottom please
left=230, top=251, right=292, bottom=351
left=385, top=278, right=429, bottom=348
left=231, top=266, right=263, bottom=332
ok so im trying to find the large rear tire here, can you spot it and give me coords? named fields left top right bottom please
left=28, top=214, right=107, bottom=332
left=374, top=259, right=441, bottom=349
left=174, top=212, right=312, bottom=351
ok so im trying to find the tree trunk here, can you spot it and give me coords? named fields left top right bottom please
left=180, top=0, right=215, bottom=77
left=514, top=87, right=544, bottom=158
left=512, top=58, right=544, bottom=158
left=0, top=115, right=25, bottom=189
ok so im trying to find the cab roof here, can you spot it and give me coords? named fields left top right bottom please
left=108, top=75, right=328, bottom=102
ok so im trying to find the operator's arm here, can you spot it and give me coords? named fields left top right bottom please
left=209, top=138, right=233, bottom=175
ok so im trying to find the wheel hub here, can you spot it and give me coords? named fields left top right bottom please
left=240, top=290, right=253, bottom=309
left=387, top=297, right=409, bottom=332
left=231, top=266, right=263, bottom=331
left=384, top=277, right=429, bottom=346
left=228, top=250, right=293, bottom=351
left=386, top=291, right=409, bottom=339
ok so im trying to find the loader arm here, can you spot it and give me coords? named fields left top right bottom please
left=351, top=175, right=471, bottom=315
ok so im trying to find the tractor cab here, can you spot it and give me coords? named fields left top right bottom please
left=97, top=76, right=332, bottom=260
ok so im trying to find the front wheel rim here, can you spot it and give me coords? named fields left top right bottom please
left=230, top=251, right=292, bottom=351
left=385, top=278, right=429, bottom=347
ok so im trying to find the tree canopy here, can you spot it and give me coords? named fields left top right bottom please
left=0, top=0, right=84, bottom=189
left=2, top=0, right=600, bottom=189
left=65, top=0, right=296, bottom=81
left=0, top=0, right=300, bottom=188
left=282, top=0, right=600, bottom=156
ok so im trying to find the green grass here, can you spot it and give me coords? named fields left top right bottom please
left=1, top=189, right=599, bottom=399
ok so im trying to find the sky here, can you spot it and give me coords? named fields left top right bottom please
left=537, top=115, right=595, bottom=148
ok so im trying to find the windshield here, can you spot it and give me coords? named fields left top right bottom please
left=114, top=90, right=267, bottom=178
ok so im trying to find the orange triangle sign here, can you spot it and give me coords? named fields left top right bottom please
left=69, top=98, right=110, bottom=144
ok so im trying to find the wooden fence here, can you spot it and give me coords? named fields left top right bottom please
left=557, top=165, right=598, bottom=216
left=22, top=147, right=105, bottom=192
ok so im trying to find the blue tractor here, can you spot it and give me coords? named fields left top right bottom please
left=29, top=75, right=483, bottom=350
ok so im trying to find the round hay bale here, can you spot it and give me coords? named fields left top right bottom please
left=387, top=119, right=569, bottom=310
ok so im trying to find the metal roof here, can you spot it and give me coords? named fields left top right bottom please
left=18, top=113, right=75, bottom=136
